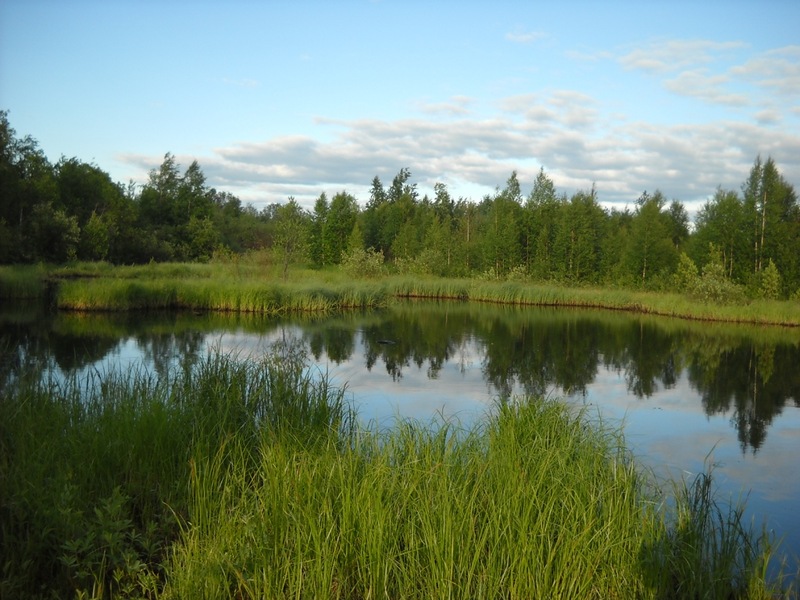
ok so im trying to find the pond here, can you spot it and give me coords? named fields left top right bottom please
left=2, top=300, right=800, bottom=572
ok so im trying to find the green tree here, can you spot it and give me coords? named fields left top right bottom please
left=323, top=191, right=359, bottom=265
left=760, top=259, right=781, bottom=300
left=0, top=111, right=58, bottom=261
left=139, top=153, right=180, bottom=227
left=481, top=172, right=524, bottom=276
left=29, top=202, right=80, bottom=262
left=667, top=200, right=690, bottom=250
left=742, top=156, right=798, bottom=279
left=602, top=207, right=632, bottom=285
left=176, top=160, right=213, bottom=223
left=362, top=175, right=387, bottom=251
left=524, top=168, right=561, bottom=279
left=691, top=188, right=748, bottom=281
left=273, top=198, right=308, bottom=279
left=418, top=182, right=459, bottom=275
left=79, top=210, right=112, bottom=261
left=185, top=216, right=220, bottom=262
left=553, top=188, right=607, bottom=283
left=624, top=190, right=677, bottom=287
left=309, top=193, right=329, bottom=267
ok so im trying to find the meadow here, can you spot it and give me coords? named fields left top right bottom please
left=1, top=350, right=793, bottom=599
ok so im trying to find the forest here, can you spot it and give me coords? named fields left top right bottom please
left=2, top=110, right=799, bottom=300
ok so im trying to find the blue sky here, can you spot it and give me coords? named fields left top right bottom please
left=2, top=1, right=799, bottom=213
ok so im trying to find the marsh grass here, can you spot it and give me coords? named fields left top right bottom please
left=0, top=264, right=47, bottom=298
left=0, top=350, right=792, bottom=599
left=4, top=263, right=799, bottom=324
left=389, top=277, right=800, bottom=326
left=0, top=351, right=350, bottom=599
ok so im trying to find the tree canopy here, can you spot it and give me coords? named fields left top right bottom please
left=2, top=111, right=798, bottom=297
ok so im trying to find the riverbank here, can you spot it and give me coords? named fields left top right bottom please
left=1, top=351, right=793, bottom=599
left=2, top=262, right=800, bottom=326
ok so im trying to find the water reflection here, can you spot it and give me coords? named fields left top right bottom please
left=2, top=302, right=799, bottom=454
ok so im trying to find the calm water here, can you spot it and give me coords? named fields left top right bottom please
left=3, top=300, right=800, bottom=570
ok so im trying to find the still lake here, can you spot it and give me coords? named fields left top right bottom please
left=3, top=300, right=800, bottom=570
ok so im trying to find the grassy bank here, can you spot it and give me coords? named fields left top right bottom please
left=1, top=352, right=794, bottom=599
left=2, top=261, right=800, bottom=325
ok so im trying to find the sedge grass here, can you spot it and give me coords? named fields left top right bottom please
left=55, top=276, right=390, bottom=313
left=0, top=352, right=795, bottom=598
left=0, top=264, right=48, bottom=299
left=5, top=262, right=800, bottom=325
left=389, top=276, right=800, bottom=326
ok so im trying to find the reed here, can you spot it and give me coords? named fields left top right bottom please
left=163, top=397, right=789, bottom=599
left=1, top=350, right=791, bottom=599
left=54, top=276, right=391, bottom=313
left=5, top=262, right=800, bottom=325
left=0, top=351, right=350, bottom=599
left=388, top=277, right=800, bottom=326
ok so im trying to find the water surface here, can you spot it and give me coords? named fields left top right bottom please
left=3, top=300, right=799, bottom=571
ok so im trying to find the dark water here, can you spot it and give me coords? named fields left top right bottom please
left=2, top=300, right=800, bottom=571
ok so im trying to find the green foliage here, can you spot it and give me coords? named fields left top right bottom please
left=58, top=486, right=161, bottom=599
left=759, top=259, right=782, bottom=300
left=624, top=191, right=678, bottom=288
left=323, top=191, right=359, bottom=264
left=29, top=202, right=80, bottom=262
left=553, top=189, right=605, bottom=283
left=0, top=351, right=350, bottom=599
left=272, top=198, right=308, bottom=279
left=692, top=245, right=747, bottom=304
left=79, top=211, right=112, bottom=261
left=673, top=252, right=700, bottom=293
left=340, top=246, right=385, bottom=278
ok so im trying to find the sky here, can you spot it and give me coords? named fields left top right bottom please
left=2, top=0, right=799, bottom=215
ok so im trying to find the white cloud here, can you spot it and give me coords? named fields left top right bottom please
left=117, top=84, right=800, bottom=213
left=730, top=45, right=800, bottom=97
left=505, top=29, right=547, bottom=44
left=663, top=69, right=749, bottom=106
left=415, top=96, right=473, bottom=116
left=755, top=109, right=781, bottom=125
left=618, top=39, right=747, bottom=74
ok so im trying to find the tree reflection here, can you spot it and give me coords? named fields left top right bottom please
left=3, top=301, right=799, bottom=453
left=688, top=341, right=800, bottom=452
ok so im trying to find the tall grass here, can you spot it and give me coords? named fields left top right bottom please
left=164, top=395, right=789, bottom=599
left=0, top=351, right=350, bottom=599
left=389, top=276, right=800, bottom=326
left=56, top=277, right=390, bottom=313
left=0, top=264, right=48, bottom=299
left=4, top=263, right=800, bottom=324
left=0, top=356, right=795, bottom=598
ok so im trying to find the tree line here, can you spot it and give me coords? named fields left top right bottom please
left=2, top=110, right=799, bottom=298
